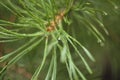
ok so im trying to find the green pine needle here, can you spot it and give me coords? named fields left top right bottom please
left=0, top=0, right=117, bottom=80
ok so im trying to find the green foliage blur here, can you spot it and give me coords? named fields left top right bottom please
left=0, top=0, right=120, bottom=80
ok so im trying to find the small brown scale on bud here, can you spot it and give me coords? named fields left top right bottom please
left=46, top=10, right=65, bottom=32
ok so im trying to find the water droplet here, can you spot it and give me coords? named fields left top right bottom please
left=58, top=37, right=61, bottom=40
left=97, top=39, right=104, bottom=47
left=103, top=11, right=108, bottom=16
left=86, top=2, right=91, bottom=5
left=114, top=6, right=118, bottom=9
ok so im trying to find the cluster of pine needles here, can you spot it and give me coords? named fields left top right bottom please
left=0, top=0, right=119, bottom=80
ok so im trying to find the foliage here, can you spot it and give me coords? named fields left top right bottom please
left=0, top=0, right=119, bottom=80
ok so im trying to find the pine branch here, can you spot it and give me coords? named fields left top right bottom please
left=0, top=0, right=119, bottom=80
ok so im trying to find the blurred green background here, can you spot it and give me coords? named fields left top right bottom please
left=0, top=0, right=120, bottom=80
